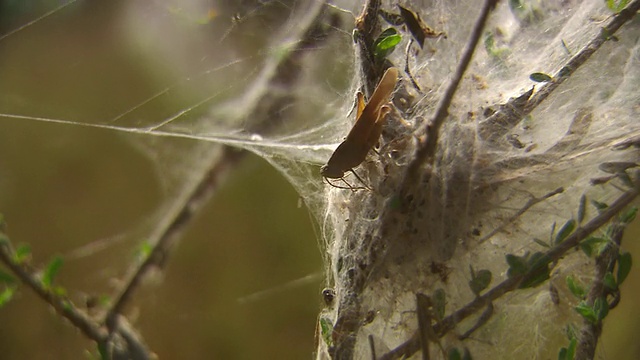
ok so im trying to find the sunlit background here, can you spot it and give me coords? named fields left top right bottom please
left=0, top=1, right=638, bottom=359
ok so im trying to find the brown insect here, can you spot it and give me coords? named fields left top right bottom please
left=320, top=67, right=398, bottom=186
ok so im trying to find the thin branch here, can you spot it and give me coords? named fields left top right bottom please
left=380, top=177, right=639, bottom=360
left=104, top=0, right=340, bottom=334
left=104, top=146, right=246, bottom=331
left=403, top=0, right=498, bottom=186
left=479, top=0, right=640, bottom=141
left=575, top=217, right=626, bottom=359
left=523, top=0, right=640, bottom=114
left=0, top=239, right=154, bottom=359
left=0, top=242, right=106, bottom=343
left=478, top=187, right=564, bottom=244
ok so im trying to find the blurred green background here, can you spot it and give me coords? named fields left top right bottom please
left=0, top=1, right=638, bottom=359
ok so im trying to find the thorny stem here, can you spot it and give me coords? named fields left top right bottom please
left=379, top=176, right=639, bottom=360
left=403, top=0, right=498, bottom=187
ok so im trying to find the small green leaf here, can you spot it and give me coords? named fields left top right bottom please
left=0, top=269, right=16, bottom=284
left=555, top=219, right=576, bottom=245
left=617, top=252, right=632, bottom=285
left=590, top=200, right=609, bottom=211
left=564, top=323, right=579, bottom=340
left=558, top=347, right=568, bottom=360
left=432, top=288, right=446, bottom=320
left=136, top=241, right=153, bottom=262
left=566, top=275, right=586, bottom=299
left=506, top=253, right=529, bottom=277
left=533, top=238, right=550, bottom=248
left=53, top=285, right=67, bottom=297
left=374, top=28, right=402, bottom=60
left=41, top=256, right=64, bottom=288
left=575, top=301, right=597, bottom=324
left=530, top=72, right=553, bottom=82
left=469, top=269, right=492, bottom=296
left=603, top=272, right=617, bottom=290
left=14, top=244, right=31, bottom=264
left=319, top=317, right=333, bottom=347
left=0, top=286, right=15, bottom=307
left=607, top=0, right=630, bottom=12
left=448, top=348, right=462, bottom=360
left=577, top=195, right=586, bottom=223
left=97, top=343, right=109, bottom=360
left=579, top=237, right=609, bottom=258
left=619, top=206, right=637, bottom=224
left=559, top=338, right=577, bottom=360
left=593, top=297, right=609, bottom=321
left=520, top=252, right=551, bottom=288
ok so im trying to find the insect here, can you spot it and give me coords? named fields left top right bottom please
left=320, top=67, right=398, bottom=187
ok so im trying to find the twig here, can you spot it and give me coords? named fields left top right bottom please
left=575, top=217, right=625, bottom=359
left=0, top=239, right=154, bottom=359
left=523, top=0, right=640, bottom=115
left=403, top=0, right=498, bottom=186
left=479, top=0, right=640, bottom=141
left=379, top=177, right=639, bottom=359
left=0, top=242, right=106, bottom=342
left=478, top=187, right=564, bottom=244
left=104, top=146, right=246, bottom=331
left=104, top=0, right=340, bottom=334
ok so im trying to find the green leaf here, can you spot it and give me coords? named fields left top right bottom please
left=97, top=343, right=109, bottom=360
left=566, top=275, right=586, bottom=299
left=136, top=241, right=153, bottom=262
left=41, top=256, right=64, bottom=288
left=579, top=237, right=609, bottom=258
left=603, top=272, right=617, bottom=290
left=575, top=301, right=598, bottom=324
left=319, top=317, right=333, bottom=347
left=469, top=269, right=492, bottom=296
left=577, top=195, right=586, bottom=223
left=559, top=338, right=577, bottom=360
left=593, top=297, right=609, bottom=321
left=617, top=252, right=632, bottom=286
left=374, top=28, right=402, bottom=60
left=619, top=206, right=637, bottom=224
left=14, top=244, right=31, bottom=264
left=0, top=269, right=16, bottom=284
left=607, top=0, right=630, bottom=12
left=53, top=285, right=67, bottom=297
left=520, top=252, right=551, bottom=288
left=530, top=72, right=553, bottom=82
left=564, top=323, right=579, bottom=340
left=558, top=347, right=568, bottom=360
left=0, top=286, right=15, bottom=307
left=432, top=288, right=446, bottom=320
left=448, top=348, right=462, bottom=360
left=506, top=253, right=529, bottom=277
left=533, top=238, right=550, bottom=248
left=554, top=219, right=576, bottom=245
left=590, top=200, right=609, bottom=212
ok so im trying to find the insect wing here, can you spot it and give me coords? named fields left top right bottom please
left=344, top=67, right=398, bottom=145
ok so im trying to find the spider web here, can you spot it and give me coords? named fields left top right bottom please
left=0, top=0, right=639, bottom=359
